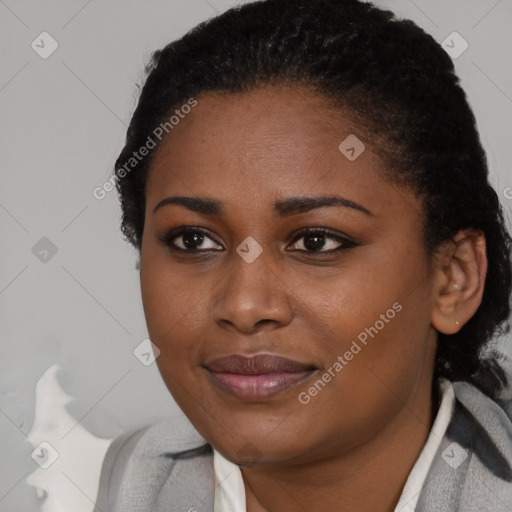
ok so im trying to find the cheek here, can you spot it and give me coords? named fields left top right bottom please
left=301, top=246, right=424, bottom=336
left=305, top=241, right=432, bottom=378
left=139, top=250, right=214, bottom=390
left=140, top=257, right=202, bottom=405
left=140, top=249, right=197, bottom=339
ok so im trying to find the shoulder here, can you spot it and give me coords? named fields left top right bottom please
left=416, top=380, right=512, bottom=511
left=94, top=414, right=214, bottom=512
left=453, top=380, right=512, bottom=421
left=451, top=380, right=512, bottom=464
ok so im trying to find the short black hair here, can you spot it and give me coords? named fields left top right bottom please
left=114, top=0, right=512, bottom=398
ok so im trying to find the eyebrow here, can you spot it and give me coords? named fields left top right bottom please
left=153, top=195, right=375, bottom=217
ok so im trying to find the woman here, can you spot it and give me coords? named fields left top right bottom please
left=95, top=0, right=512, bottom=510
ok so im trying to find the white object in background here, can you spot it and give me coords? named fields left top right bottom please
left=26, top=364, right=113, bottom=512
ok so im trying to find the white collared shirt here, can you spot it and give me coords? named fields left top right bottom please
left=213, top=378, right=455, bottom=512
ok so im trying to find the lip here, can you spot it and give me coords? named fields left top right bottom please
left=204, top=354, right=317, bottom=401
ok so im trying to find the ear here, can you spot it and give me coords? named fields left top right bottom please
left=431, top=229, right=487, bottom=335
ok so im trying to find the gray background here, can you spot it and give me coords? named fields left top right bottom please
left=1, top=0, right=511, bottom=510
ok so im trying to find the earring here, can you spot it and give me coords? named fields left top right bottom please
left=455, top=319, right=460, bottom=327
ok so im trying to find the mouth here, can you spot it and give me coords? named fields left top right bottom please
left=203, top=353, right=318, bottom=401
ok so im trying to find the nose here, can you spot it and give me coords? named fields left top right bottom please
left=212, top=248, right=293, bottom=334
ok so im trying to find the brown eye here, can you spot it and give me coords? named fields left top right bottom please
left=158, top=227, right=223, bottom=252
left=288, top=228, right=357, bottom=253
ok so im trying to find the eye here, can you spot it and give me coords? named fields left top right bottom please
left=287, top=228, right=357, bottom=253
left=158, top=226, right=358, bottom=254
left=158, top=227, right=223, bottom=252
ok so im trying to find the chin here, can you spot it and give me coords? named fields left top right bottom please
left=216, top=431, right=309, bottom=467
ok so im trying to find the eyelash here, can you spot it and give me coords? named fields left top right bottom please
left=158, top=226, right=358, bottom=254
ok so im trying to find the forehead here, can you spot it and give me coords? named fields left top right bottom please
left=144, top=85, right=416, bottom=218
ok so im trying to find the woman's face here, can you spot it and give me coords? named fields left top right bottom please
left=140, top=85, right=439, bottom=465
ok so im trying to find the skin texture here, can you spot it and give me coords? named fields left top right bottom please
left=139, top=85, right=487, bottom=512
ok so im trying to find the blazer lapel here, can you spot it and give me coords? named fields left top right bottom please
left=154, top=445, right=215, bottom=512
left=416, top=385, right=512, bottom=512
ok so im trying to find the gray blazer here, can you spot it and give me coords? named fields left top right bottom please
left=94, top=381, right=512, bottom=511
